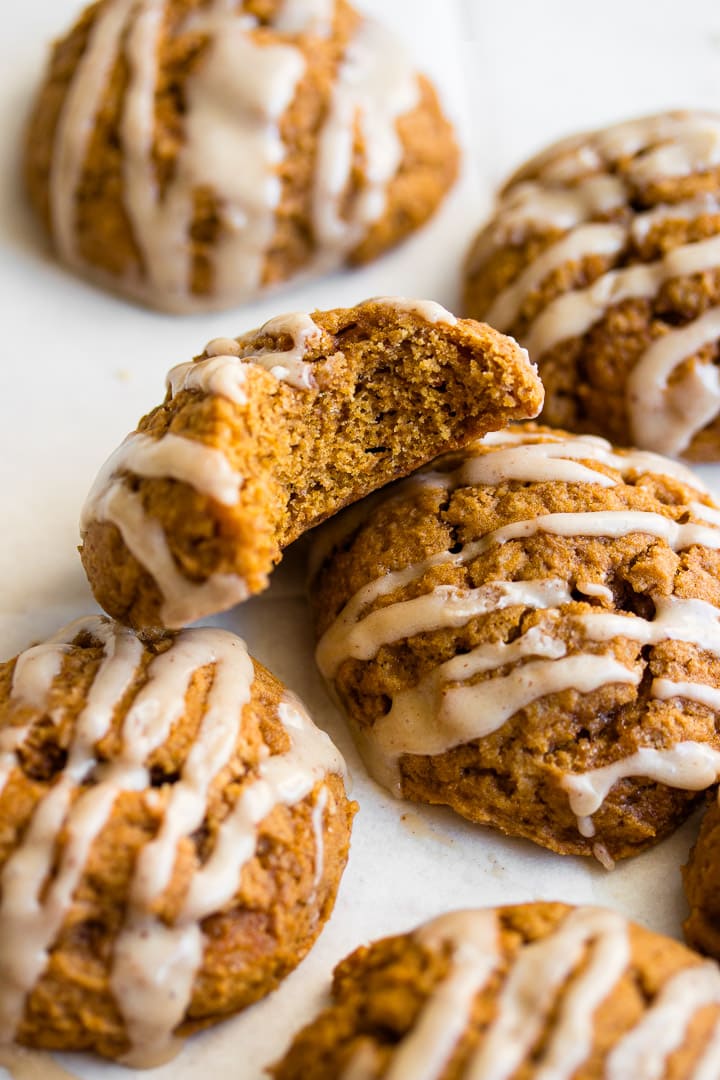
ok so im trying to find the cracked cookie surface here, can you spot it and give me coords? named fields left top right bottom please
left=464, top=111, right=720, bottom=460
left=273, top=902, right=720, bottom=1080
left=310, top=423, right=720, bottom=861
left=25, top=0, right=459, bottom=312
left=0, top=616, right=353, bottom=1064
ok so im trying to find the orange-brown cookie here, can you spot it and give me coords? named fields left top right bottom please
left=0, top=615, right=354, bottom=1065
left=25, top=0, right=459, bottom=313
left=79, top=297, right=543, bottom=629
left=683, top=795, right=720, bottom=960
left=273, top=902, right=720, bottom=1079
left=310, top=423, right=720, bottom=862
left=463, top=111, right=720, bottom=461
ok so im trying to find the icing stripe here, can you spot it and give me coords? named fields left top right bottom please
left=346, top=904, right=720, bottom=1080
left=562, top=743, right=720, bottom=821
left=524, top=233, right=720, bottom=360
left=627, top=305, right=720, bottom=455
left=0, top=619, right=345, bottom=1065
left=315, top=430, right=720, bottom=827
left=50, top=0, right=134, bottom=262
left=485, top=222, right=626, bottom=332
left=48, top=1, right=423, bottom=310
left=89, top=482, right=250, bottom=627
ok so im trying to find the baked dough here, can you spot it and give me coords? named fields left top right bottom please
left=0, top=615, right=354, bottom=1065
left=310, top=423, right=720, bottom=861
left=273, top=902, right=720, bottom=1079
left=25, top=0, right=459, bottom=313
left=464, top=111, right=720, bottom=460
left=80, top=297, right=543, bottom=629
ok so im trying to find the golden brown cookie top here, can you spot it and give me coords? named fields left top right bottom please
left=25, top=0, right=458, bottom=312
left=80, top=298, right=543, bottom=629
left=273, top=901, right=720, bottom=1079
left=311, top=424, right=720, bottom=858
left=0, top=615, right=347, bottom=1065
left=464, top=110, right=720, bottom=459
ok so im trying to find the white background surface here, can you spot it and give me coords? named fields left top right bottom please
left=4, top=1, right=720, bottom=1076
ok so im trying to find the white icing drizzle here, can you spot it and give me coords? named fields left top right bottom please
left=606, top=962, right=720, bottom=1080
left=81, top=433, right=243, bottom=528
left=49, top=0, right=425, bottom=310
left=528, top=113, right=720, bottom=185
left=465, top=907, right=630, bottom=1080
left=0, top=619, right=344, bottom=1066
left=484, top=222, right=627, bottom=332
left=169, top=311, right=323, bottom=396
left=524, top=233, right=720, bottom=360
left=380, top=911, right=498, bottom=1080
left=361, top=644, right=638, bottom=796
left=275, top=0, right=334, bottom=35
left=694, top=1018, right=720, bottom=1080
left=691, top=499, right=720, bottom=525
left=365, top=298, right=458, bottom=325
left=470, top=112, right=720, bottom=455
left=439, top=429, right=704, bottom=494
left=87, top=480, right=250, bottom=628
left=627, top=305, right=720, bottom=455
left=467, top=175, right=627, bottom=273
left=369, top=905, right=720, bottom=1080
left=316, top=579, right=572, bottom=679
left=316, top=431, right=720, bottom=822
left=576, top=580, right=614, bottom=601
left=631, top=194, right=720, bottom=242
left=0, top=618, right=144, bottom=1042
left=563, top=743, right=720, bottom=823
left=312, top=18, right=419, bottom=253
left=653, top=677, right=720, bottom=710
left=50, top=0, right=135, bottom=263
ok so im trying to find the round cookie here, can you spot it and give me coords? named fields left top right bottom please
left=24, top=0, right=459, bottom=313
left=463, top=110, right=720, bottom=460
left=0, top=615, right=354, bottom=1065
left=80, top=297, right=543, bottom=629
left=273, top=902, right=720, bottom=1079
left=310, top=424, right=720, bottom=862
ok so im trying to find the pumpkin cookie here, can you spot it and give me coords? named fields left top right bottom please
left=25, top=0, right=459, bottom=313
left=273, top=902, right=720, bottom=1079
left=464, top=111, right=720, bottom=460
left=80, top=297, right=543, bottom=629
left=310, top=423, right=720, bottom=862
left=0, top=616, right=353, bottom=1065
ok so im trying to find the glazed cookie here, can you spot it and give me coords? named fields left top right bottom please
left=683, top=795, right=720, bottom=960
left=25, top=0, right=459, bottom=313
left=80, top=297, right=543, bottom=629
left=0, top=616, right=354, bottom=1065
left=310, top=424, right=720, bottom=862
left=273, top=902, right=720, bottom=1079
left=464, top=110, right=720, bottom=460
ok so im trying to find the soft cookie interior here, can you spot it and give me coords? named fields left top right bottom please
left=80, top=297, right=543, bottom=628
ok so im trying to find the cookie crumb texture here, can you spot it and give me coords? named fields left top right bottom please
left=464, top=111, right=720, bottom=461
left=0, top=617, right=354, bottom=1064
left=273, top=903, right=720, bottom=1080
left=24, top=0, right=459, bottom=313
left=79, top=297, right=543, bottom=629
left=311, top=424, right=720, bottom=861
